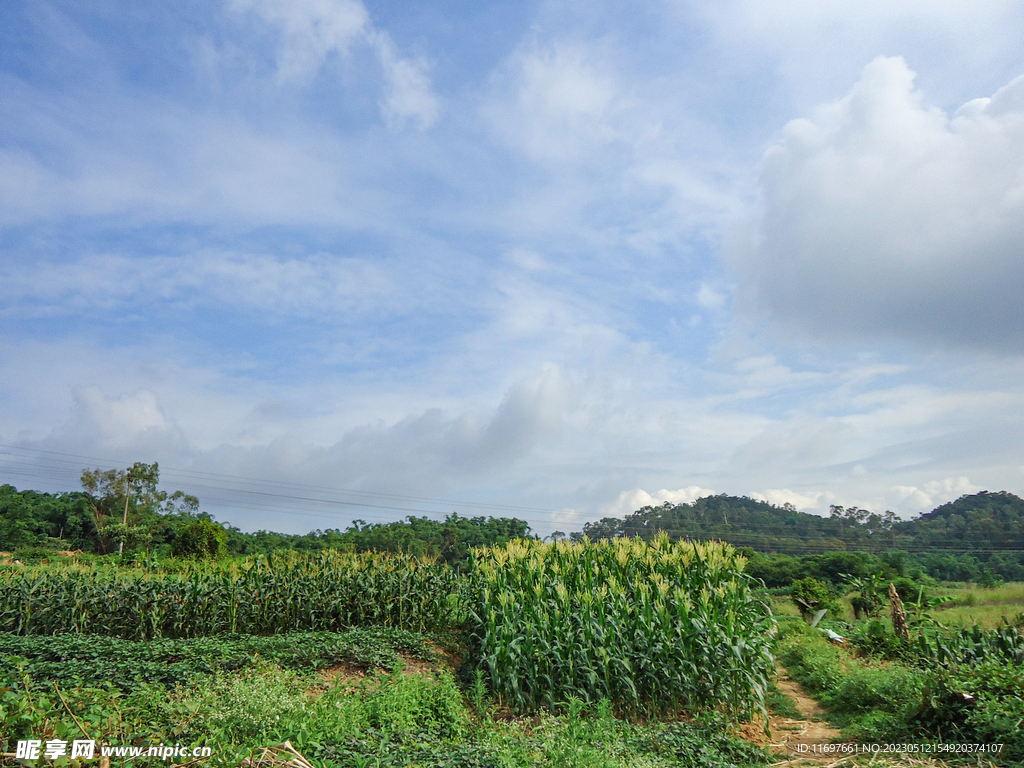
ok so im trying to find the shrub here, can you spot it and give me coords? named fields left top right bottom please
left=789, top=577, right=838, bottom=620
left=909, top=661, right=1024, bottom=760
left=850, top=620, right=911, bottom=661
left=172, top=518, right=228, bottom=560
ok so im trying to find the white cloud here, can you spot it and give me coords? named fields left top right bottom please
left=0, top=251, right=397, bottom=319
left=890, top=476, right=983, bottom=511
left=230, top=0, right=438, bottom=127
left=371, top=33, right=440, bottom=129
left=736, top=57, right=1024, bottom=350
left=484, top=41, right=620, bottom=163
left=749, top=488, right=825, bottom=510
left=695, top=283, right=727, bottom=311
left=64, top=388, right=191, bottom=457
left=230, top=0, right=369, bottom=82
left=602, top=486, right=717, bottom=518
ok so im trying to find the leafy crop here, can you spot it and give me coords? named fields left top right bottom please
left=470, top=535, right=774, bottom=717
left=913, top=623, right=1024, bottom=666
left=0, top=628, right=434, bottom=692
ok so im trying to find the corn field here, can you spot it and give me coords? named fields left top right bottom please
left=914, top=624, right=1024, bottom=666
left=0, top=551, right=464, bottom=639
left=469, top=534, right=775, bottom=718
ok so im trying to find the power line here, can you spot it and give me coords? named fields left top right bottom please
left=0, top=444, right=571, bottom=529
left=0, top=444, right=553, bottom=512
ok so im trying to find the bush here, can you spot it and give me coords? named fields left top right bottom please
left=789, top=577, right=838, bottom=620
left=10, top=546, right=55, bottom=565
left=850, top=620, right=911, bottom=661
left=781, top=629, right=1024, bottom=761
left=172, top=518, right=228, bottom=560
left=909, top=662, right=1024, bottom=760
left=889, top=576, right=928, bottom=603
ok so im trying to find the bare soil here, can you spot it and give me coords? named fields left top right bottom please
left=738, top=666, right=845, bottom=766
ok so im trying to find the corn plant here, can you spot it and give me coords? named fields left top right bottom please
left=468, top=534, right=775, bottom=719
left=0, top=551, right=465, bottom=639
left=914, top=623, right=1024, bottom=666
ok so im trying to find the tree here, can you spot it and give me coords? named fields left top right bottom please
left=0, top=487, right=36, bottom=550
left=80, top=462, right=198, bottom=554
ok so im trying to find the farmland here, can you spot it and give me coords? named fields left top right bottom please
left=1, top=539, right=775, bottom=768
left=2, top=538, right=1024, bottom=766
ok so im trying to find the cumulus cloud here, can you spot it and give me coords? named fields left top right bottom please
left=737, top=56, right=1024, bottom=351
left=890, top=476, right=983, bottom=511
left=749, top=488, right=825, bottom=510
left=602, top=486, right=717, bottom=518
left=59, top=388, right=192, bottom=458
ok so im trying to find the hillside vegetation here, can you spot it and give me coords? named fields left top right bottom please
left=580, top=491, right=1024, bottom=582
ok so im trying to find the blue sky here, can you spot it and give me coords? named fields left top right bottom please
left=3, top=0, right=1024, bottom=535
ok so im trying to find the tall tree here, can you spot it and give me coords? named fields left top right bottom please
left=80, top=462, right=197, bottom=554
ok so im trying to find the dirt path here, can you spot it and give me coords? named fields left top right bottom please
left=756, top=666, right=845, bottom=766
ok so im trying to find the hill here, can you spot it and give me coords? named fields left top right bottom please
left=576, top=491, right=1024, bottom=562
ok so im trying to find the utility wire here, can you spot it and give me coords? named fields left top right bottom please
left=0, top=445, right=571, bottom=529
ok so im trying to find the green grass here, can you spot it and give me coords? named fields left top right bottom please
left=777, top=625, right=1024, bottom=763
left=930, top=582, right=1024, bottom=628
left=773, top=580, right=1024, bottom=628
left=765, top=681, right=801, bottom=719
left=1, top=657, right=770, bottom=768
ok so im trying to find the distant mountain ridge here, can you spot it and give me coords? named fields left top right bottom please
left=577, top=491, right=1024, bottom=556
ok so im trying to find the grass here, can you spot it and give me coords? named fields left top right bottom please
left=772, top=581, right=1024, bottom=628
left=929, top=582, right=1024, bottom=628
left=765, top=680, right=802, bottom=719
left=776, top=620, right=1024, bottom=764
left=1, top=654, right=771, bottom=768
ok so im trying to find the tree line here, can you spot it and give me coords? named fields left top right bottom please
left=577, top=491, right=1024, bottom=582
left=0, top=464, right=531, bottom=567
left=3, top=465, right=1024, bottom=581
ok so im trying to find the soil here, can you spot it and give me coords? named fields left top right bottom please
left=740, top=666, right=845, bottom=767
left=318, top=645, right=459, bottom=689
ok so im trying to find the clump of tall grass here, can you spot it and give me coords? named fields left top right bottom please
left=470, top=534, right=775, bottom=718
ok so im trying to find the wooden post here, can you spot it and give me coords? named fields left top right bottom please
left=889, top=582, right=909, bottom=640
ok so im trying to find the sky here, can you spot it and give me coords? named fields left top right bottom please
left=2, top=0, right=1024, bottom=536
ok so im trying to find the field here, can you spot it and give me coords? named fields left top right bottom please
left=772, top=582, right=1024, bottom=628
left=929, top=583, right=1024, bottom=628
left=2, top=545, right=1023, bottom=767
left=0, top=538, right=775, bottom=768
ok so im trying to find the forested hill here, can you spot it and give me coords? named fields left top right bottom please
left=577, top=491, right=1024, bottom=556
left=895, top=491, right=1024, bottom=551
left=4, top=472, right=1023, bottom=567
